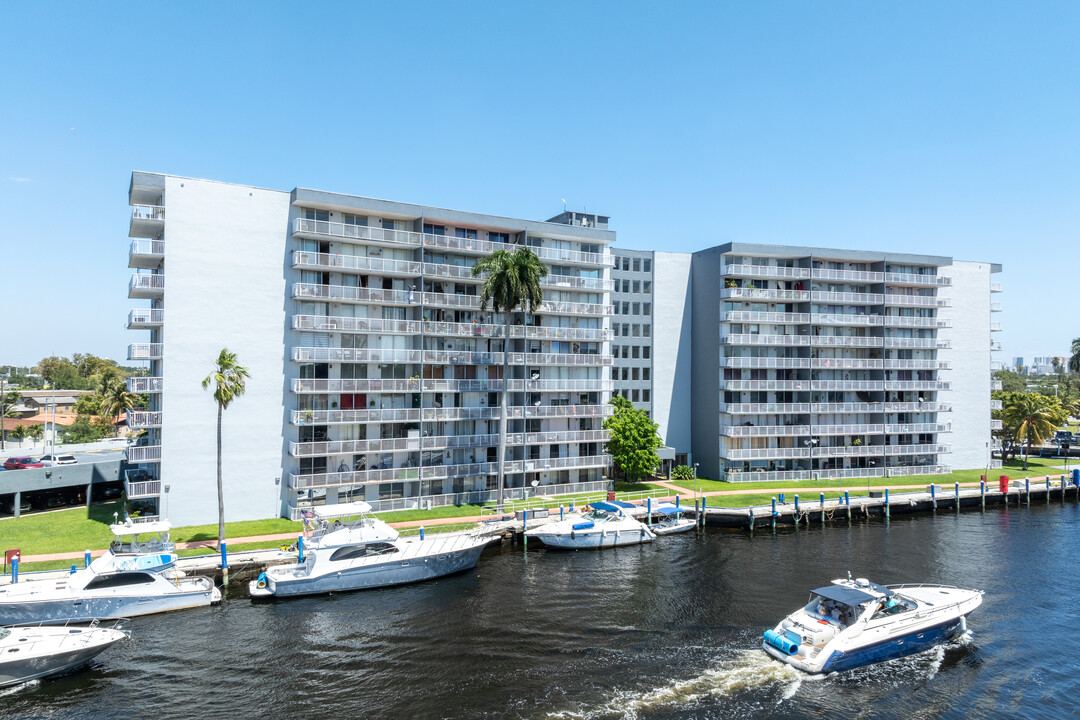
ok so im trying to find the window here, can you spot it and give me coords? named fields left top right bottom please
left=489, top=232, right=509, bottom=243
left=343, top=213, right=366, bottom=226
left=621, top=346, right=629, bottom=359
left=643, top=325, right=651, bottom=338
left=329, top=542, right=396, bottom=561
left=644, top=281, right=652, bottom=294
left=622, top=257, right=630, bottom=271
left=455, top=227, right=478, bottom=239
left=613, top=302, right=620, bottom=315
left=613, top=324, right=620, bottom=337
left=622, top=367, right=629, bottom=380
left=643, top=346, right=650, bottom=359
left=424, top=223, right=446, bottom=236
left=643, top=259, right=651, bottom=273
left=632, top=258, right=640, bottom=272
left=632, top=389, right=640, bottom=402
left=84, top=573, right=156, bottom=590
left=631, top=324, right=640, bottom=337
left=632, top=280, right=640, bottom=293
left=632, top=346, right=640, bottom=359
left=622, top=302, right=630, bottom=315
left=643, top=303, right=651, bottom=315
left=632, top=302, right=640, bottom=315
left=303, top=208, right=329, bottom=221
left=632, top=367, right=639, bottom=380
left=622, top=280, right=630, bottom=293
left=642, top=389, right=650, bottom=402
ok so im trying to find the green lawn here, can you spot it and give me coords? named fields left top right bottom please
left=17, top=540, right=295, bottom=574
left=667, top=457, right=1068, bottom=494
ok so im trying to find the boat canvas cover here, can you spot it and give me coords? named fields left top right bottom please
left=812, top=584, right=882, bottom=606
left=655, top=505, right=681, bottom=515
left=313, top=502, right=373, bottom=520
left=607, top=500, right=637, bottom=510
left=589, top=502, right=625, bottom=513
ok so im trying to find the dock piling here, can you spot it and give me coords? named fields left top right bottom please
left=11, top=555, right=17, bottom=583
left=84, top=549, right=91, bottom=568
left=980, top=481, right=985, bottom=510
left=1026, top=478, right=1030, bottom=506
left=647, top=497, right=652, bottom=526
left=701, top=496, right=707, bottom=528
left=1047, top=476, right=1051, bottom=505
left=298, top=535, right=305, bottom=564
left=955, top=482, right=960, bottom=513
left=70, top=564, right=76, bottom=575
left=931, top=483, right=937, bottom=511
left=748, top=505, right=754, bottom=533
left=771, top=497, right=777, bottom=533
left=220, top=542, right=228, bottom=579
left=845, top=491, right=851, bottom=522
left=884, top=488, right=890, bottom=520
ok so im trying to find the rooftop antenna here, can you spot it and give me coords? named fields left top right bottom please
left=562, top=198, right=567, bottom=213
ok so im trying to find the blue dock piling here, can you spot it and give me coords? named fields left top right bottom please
left=84, top=550, right=91, bottom=568
left=931, top=483, right=937, bottom=510
left=420, top=526, right=425, bottom=540
left=70, top=565, right=77, bottom=575
left=11, top=555, right=17, bottom=584
left=220, top=542, right=228, bottom=574
left=560, top=506, right=564, bottom=521
left=701, top=496, right=707, bottom=527
left=980, top=481, right=985, bottom=510
left=647, top=497, right=652, bottom=525
left=884, top=488, right=890, bottom=520
left=1046, top=476, right=1051, bottom=504
left=675, top=495, right=680, bottom=510
left=794, top=495, right=800, bottom=529
left=955, top=482, right=960, bottom=512
left=1026, top=477, right=1030, bottom=505
left=779, top=492, right=785, bottom=504
left=298, top=535, right=305, bottom=564
left=771, top=497, right=777, bottom=532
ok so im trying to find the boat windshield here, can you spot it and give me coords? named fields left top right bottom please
left=871, top=594, right=917, bottom=619
left=805, top=593, right=859, bottom=626
left=583, top=509, right=618, bottom=522
left=0, top=628, right=8, bottom=642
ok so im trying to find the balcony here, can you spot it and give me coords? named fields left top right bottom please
left=127, top=376, right=163, bottom=393
left=292, top=218, right=422, bottom=248
left=125, top=479, right=162, bottom=498
left=127, top=308, right=163, bottom=330
left=883, top=444, right=951, bottom=455
left=811, top=380, right=884, bottom=391
left=531, top=245, right=614, bottom=268
left=990, top=321, right=1002, bottom=332
left=293, top=408, right=421, bottom=425
left=811, top=403, right=880, bottom=413
left=813, top=424, right=885, bottom=435
left=290, top=436, right=429, bottom=457
left=128, top=273, right=164, bottom=299
left=883, top=294, right=949, bottom=308
left=542, top=274, right=613, bottom=292
left=991, top=380, right=1003, bottom=391
left=990, top=340, right=1002, bottom=351
left=420, top=292, right=613, bottom=317
left=724, top=469, right=817, bottom=482
left=991, top=419, right=1003, bottom=430
left=128, top=411, right=162, bottom=429
left=294, top=346, right=423, bottom=364
left=884, top=272, right=950, bottom=287
left=810, top=313, right=882, bottom=327
left=292, top=283, right=412, bottom=306
left=883, top=359, right=951, bottom=370
left=990, top=282, right=1003, bottom=293
left=882, top=337, right=948, bottom=349
left=130, top=205, right=164, bottom=238
left=721, top=311, right=810, bottom=324
left=719, top=357, right=810, bottom=369
left=720, top=425, right=811, bottom=437
left=722, top=447, right=810, bottom=460
left=811, top=336, right=883, bottom=348
left=885, top=423, right=951, bottom=434
left=128, top=239, right=164, bottom=269
left=128, top=343, right=163, bottom=361
left=725, top=264, right=810, bottom=280
left=812, top=291, right=883, bottom=305
left=883, top=402, right=951, bottom=412
left=991, top=302, right=1002, bottom=312
left=125, top=445, right=161, bottom=463
left=811, top=358, right=884, bottom=369
left=882, top=316, right=949, bottom=329
left=884, top=381, right=951, bottom=391
left=517, top=352, right=612, bottom=367
left=720, top=402, right=812, bottom=414
left=811, top=268, right=884, bottom=283
left=292, top=315, right=420, bottom=335
left=293, top=251, right=421, bottom=277
left=719, top=380, right=812, bottom=391
left=880, top=465, right=950, bottom=477
left=721, top=288, right=810, bottom=302
left=815, top=445, right=880, bottom=457
left=293, top=378, right=422, bottom=394
left=722, top=334, right=811, bottom=346
left=421, top=320, right=610, bottom=342
left=991, top=399, right=1002, bottom=410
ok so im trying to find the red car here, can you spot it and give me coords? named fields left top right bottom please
left=3, top=457, right=45, bottom=470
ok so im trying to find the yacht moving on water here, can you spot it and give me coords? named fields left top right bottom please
left=763, top=575, right=983, bottom=674
left=0, top=519, right=220, bottom=626
left=524, top=501, right=656, bottom=549
left=0, top=621, right=128, bottom=688
left=249, top=502, right=490, bottom=599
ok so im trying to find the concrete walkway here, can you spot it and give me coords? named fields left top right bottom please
left=14, top=476, right=1053, bottom=566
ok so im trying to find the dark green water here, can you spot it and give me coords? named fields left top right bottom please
left=3, top=503, right=1078, bottom=719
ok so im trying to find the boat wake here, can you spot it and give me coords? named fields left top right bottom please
left=0, top=679, right=40, bottom=697
left=546, top=649, right=804, bottom=719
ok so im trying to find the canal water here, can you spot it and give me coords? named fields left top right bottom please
left=4, top=502, right=1080, bottom=719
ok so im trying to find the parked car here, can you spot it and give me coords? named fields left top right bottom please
left=3, top=457, right=45, bottom=470
left=38, top=454, right=78, bottom=466
left=1054, top=431, right=1074, bottom=442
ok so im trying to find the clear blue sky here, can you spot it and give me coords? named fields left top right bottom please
left=2, top=2, right=1077, bottom=368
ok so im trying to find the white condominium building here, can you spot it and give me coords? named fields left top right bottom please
left=125, top=172, right=615, bottom=525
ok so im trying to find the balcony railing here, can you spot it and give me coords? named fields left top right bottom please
left=293, top=251, right=422, bottom=276
left=292, top=315, right=421, bottom=334
left=421, top=292, right=613, bottom=317
left=720, top=425, right=811, bottom=437
left=721, top=334, right=811, bottom=346
left=811, top=336, right=883, bottom=348
left=422, top=320, right=610, bottom=342
left=991, top=419, right=1003, bottom=430
left=884, top=381, right=950, bottom=391
left=721, top=311, right=810, bottom=324
left=294, top=408, right=421, bottom=425
left=720, top=402, right=812, bottom=414
left=815, top=445, right=880, bottom=457
left=882, top=316, right=949, bottom=328
left=524, top=429, right=610, bottom=445
left=990, top=282, right=1003, bottom=293
left=811, top=358, right=884, bottom=369
left=128, top=343, right=163, bottom=361
left=127, top=376, right=163, bottom=393
left=884, top=272, right=950, bottom=287
left=882, top=337, right=947, bottom=349
left=127, top=308, right=164, bottom=329
left=883, top=402, right=951, bottom=412
left=991, top=381, right=1003, bottom=391
left=292, top=283, right=413, bottom=305
left=719, top=357, right=811, bottom=369
left=813, top=424, right=885, bottom=435
left=293, top=378, right=422, bottom=393
left=131, top=205, right=165, bottom=221
left=721, top=288, right=810, bottom=302
left=719, top=380, right=812, bottom=391
left=810, top=313, right=882, bottom=326
left=125, top=445, right=162, bottom=463
left=885, top=423, right=951, bottom=434
left=126, top=480, right=162, bottom=498
left=542, top=274, right=613, bottom=292
left=723, top=447, right=810, bottom=460
left=811, top=268, right=884, bottom=283
left=810, top=380, right=884, bottom=391
left=812, top=291, right=883, bottom=304
left=884, top=294, right=950, bottom=308
left=991, top=302, right=1002, bottom=312
left=293, top=347, right=423, bottom=364
left=725, top=264, right=810, bottom=279
left=883, top=359, right=951, bottom=370
left=128, top=239, right=164, bottom=268
left=811, top=403, right=880, bottom=413
left=883, top=444, right=951, bottom=455
left=128, top=411, right=162, bottom=428
left=293, top=218, right=423, bottom=247
left=991, top=399, right=1002, bottom=410
left=990, top=321, right=1002, bottom=332
left=990, top=341, right=1002, bottom=351
left=129, top=273, right=164, bottom=297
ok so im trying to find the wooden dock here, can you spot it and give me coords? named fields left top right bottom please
left=689, top=476, right=1080, bottom=530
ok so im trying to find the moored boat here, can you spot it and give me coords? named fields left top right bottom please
left=0, top=620, right=128, bottom=687
left=524, top=501, right=656, bottom=549
left=0, top=519, right=220, bottom=625
left=651, top=502, right=696, bottom=535
left=762, top=575, right=983, bottom=674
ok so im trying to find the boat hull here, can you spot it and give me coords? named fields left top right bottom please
left=253, top=542, right=486, bottom=598
left=529, top=526, right=655, bottom=549
left=0, top=588, right=220, bottom=626
left=0, top=629, right=126, bottom=688
left=652, top=519, right=696, bottom=536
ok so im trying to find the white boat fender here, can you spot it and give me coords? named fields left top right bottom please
left=960, top=616, right=967, bottom=634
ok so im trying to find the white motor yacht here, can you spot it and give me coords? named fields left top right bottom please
left=524, top=501, right=656, bottom=549
left=0, top=519, right=220, bottom=625
left=762, top=575, right=983, bottom=674
left=249, top=502, right=490, bottom=598
left=0, top=621, right=128, bottom=688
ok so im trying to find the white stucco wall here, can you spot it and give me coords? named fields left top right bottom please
left=939, top=261, right=995, bottom=471
left=160, top=177, right=291, bottom=525
left=652, top=251, right=692, bottom=454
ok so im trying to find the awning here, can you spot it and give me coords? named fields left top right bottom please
left=812, top=583, right=888, bottom=606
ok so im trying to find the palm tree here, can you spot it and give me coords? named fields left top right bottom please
left=1069, top=337, right=1080, bottom=374
left=98, top=373, right=139, bottom=436
left=1003, top=393, right=1058, bottom=470
left=472, top=247, right=548, bottom=511
left=201, top=349, right=250, bottom=547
